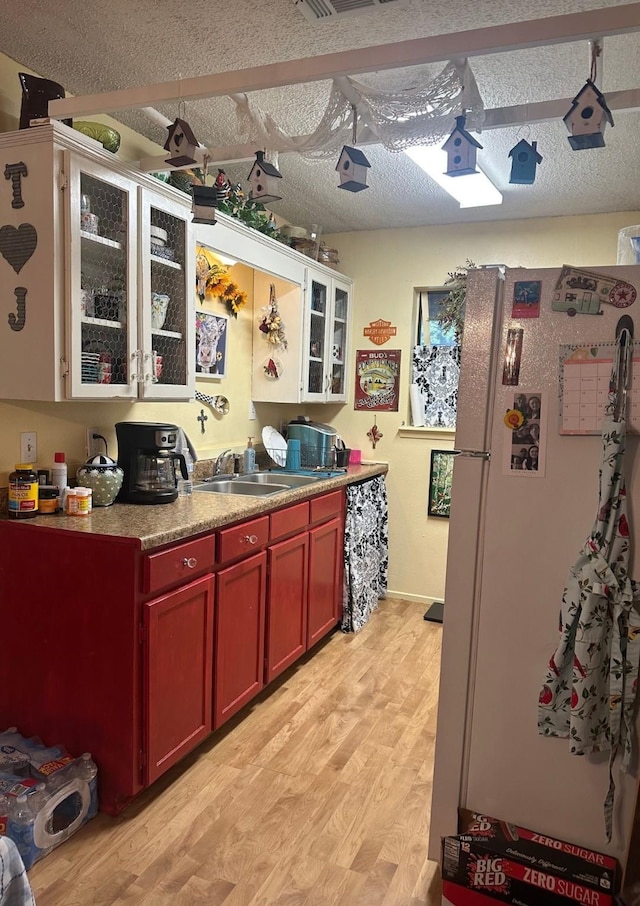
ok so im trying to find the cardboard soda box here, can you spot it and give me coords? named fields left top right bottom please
left=457, top=809, right=618, bottom=896
left=441, top=835, right=615, bottom=906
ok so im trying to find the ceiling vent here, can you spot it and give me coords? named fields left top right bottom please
left=295, top=0, right=410, bottom=23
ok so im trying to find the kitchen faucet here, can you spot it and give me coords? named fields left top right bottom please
left=214, top=449, right=234, bottom=475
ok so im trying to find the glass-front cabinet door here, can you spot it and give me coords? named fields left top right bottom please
left=138, top=188, right=194, bottom=399
left=303, top=270, right=350, bottom=402
left=67, top=155, right=138, bottom=399
left=328, top=278, right=350, bottom=402
left=306, top=275, right=329, bottom=400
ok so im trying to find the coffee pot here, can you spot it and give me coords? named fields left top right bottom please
left=115, top=422, right=187, bottom=504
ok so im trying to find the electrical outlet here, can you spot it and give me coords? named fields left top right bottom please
left=86, top=427, right=104, bottom=459
left=249, top=400, right=256, bottom=420
left=20, top=432, right=37, bottom=463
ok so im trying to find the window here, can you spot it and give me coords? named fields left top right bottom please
left=412, top=289, right=461, bottom=428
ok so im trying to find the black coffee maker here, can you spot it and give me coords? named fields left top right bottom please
left=116, top=421, right=188, bottom=504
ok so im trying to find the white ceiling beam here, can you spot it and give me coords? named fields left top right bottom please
left=50, top=4, right=640, bottom=119
left=137, top=88, right=640, bottom=173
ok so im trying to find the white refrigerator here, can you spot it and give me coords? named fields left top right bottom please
left=428, top=264, right=640, bottom=872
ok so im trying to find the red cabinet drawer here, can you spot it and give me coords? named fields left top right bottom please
left=143, top=535, right=215, bottom=595
left=309, top=490, right=344, bottom=525
left=270, top=501, right=310, bottom=542
left=217, top=516, right=269, bottom=565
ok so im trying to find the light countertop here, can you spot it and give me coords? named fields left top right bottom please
left=4, top=463, right=387, bottom=550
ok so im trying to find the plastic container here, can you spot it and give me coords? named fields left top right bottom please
left=38, top=486, right=59, bottom=514
left=285, top=438, right=301, bottom=471
left=243, top=436, right=256, bottom=474
left=65, top=488, right=79, bottom=516
left=8, top=464, right=39, bottom=519
left=51, top=453, right=67, bottom=509
left=75, top=487, right=92, bottom=515
left=7, top=794, right=35, bottom=864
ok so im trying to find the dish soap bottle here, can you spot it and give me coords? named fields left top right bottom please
left=243, top=437, right=256, bottom=474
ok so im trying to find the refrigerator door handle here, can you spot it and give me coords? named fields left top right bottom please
left=452, top=449, right=491, bottom=461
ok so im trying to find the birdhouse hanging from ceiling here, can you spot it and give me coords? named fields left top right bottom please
left=508, top=138, right=543, bottom=185
left=247, top=151, right=283, bottom=204
left=191, top=185, right=218, bottom=225
left=442, top=114, right=483, bottom=176
left=335, top=145, right=371, bottom=192
left=563, top=79, right=614, bottom=150
left=164, top=117, right=199, bottom=168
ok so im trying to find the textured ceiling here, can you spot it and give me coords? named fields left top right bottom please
left=2, top=0, right=640, bottom=235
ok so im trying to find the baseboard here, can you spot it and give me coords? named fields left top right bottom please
left=386, top=590, right=441, bottom=606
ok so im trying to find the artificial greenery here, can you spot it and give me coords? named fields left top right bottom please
left=160, top=169, right=286, bottom=243
left=434, top=259, right=476, bottom=346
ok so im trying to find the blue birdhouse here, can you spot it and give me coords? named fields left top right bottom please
left=335, top=145, right=371, bottom=192
left=563, top=79, right=614, bottom=150
left=442, top=115, right=483, bottom=176
left=508, top=139, right=543, bottom=185
left=247, top=151, right=283, bottom=204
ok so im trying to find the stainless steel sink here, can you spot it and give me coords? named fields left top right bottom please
left=194, top=480, right=290, bottom=497
left=241, top=472, right=322, bottom=487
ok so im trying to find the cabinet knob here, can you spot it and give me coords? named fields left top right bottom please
left=242, top=534, right=258, bottom=545
left=182, top=557, right=198, bottom=568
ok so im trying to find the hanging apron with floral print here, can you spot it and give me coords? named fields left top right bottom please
left=538, top=326, right=640, bottom=841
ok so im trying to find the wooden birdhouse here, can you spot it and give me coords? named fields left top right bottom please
left=335, top=145, right=371, bottom=192
left=508, top=139, right=543, bottom=185
left=191, top=185, right=217, bottom=225
left=247, top=151, right=283, bottom=204
left=563, top=79, right=614, bottom=150
left=164, top=117, right=199, bottom=168
left=442, top=115, right=483, bottom=176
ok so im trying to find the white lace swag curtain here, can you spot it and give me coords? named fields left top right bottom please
left=233, top=59, right=484, bottom=161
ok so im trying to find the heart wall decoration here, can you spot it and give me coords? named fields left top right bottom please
left=0, top=222, right=38, bottom=274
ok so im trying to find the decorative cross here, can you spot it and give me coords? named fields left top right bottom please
left=197, top=409, right=208, bottom=434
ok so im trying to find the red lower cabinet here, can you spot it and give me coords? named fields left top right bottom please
left=143, top=575, right=215, bottom=785
left=214, top=551, right=267, bottom=728
left=266, top=532, right=309, bottom=683
left=308, top=517, right=343, bottom=649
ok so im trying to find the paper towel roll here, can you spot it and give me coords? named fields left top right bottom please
left=410, top=383, right=425, bottom=427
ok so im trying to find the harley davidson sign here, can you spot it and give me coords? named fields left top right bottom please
left=363, top=318, right=397, bottom=345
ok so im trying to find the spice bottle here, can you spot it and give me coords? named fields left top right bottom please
left=8, top=464, right=39, bottom=519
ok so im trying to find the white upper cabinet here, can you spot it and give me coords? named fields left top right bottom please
left=0, top=121, right=351, bottom=405
left=194, top=221, right=352, bottom=406
left=301, top=267, right=351, bottom=404
left=0, top=122, right=194, bottom=401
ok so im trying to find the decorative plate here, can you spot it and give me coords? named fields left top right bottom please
left=262, top=356, right=283, bottom=380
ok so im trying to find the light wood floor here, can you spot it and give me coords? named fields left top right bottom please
left=29, top=598, right=443, bottom=905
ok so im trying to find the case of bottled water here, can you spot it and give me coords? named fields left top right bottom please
left=0, top=727, right=98, bottom=869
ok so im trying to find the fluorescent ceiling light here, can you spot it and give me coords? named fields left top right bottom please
left=405, top=145, right=503, bottom=208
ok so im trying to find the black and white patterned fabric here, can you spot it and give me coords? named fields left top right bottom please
left=342, top=475, right=389, bottom=633
left=412, top=344, right=461, bottom=428
left=0, top=837, right=35, bottom=906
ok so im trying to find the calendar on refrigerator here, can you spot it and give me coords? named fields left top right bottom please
left=559, top=341, right=640, bottom=434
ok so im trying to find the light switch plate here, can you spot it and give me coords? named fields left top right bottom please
left=249, top=401, right=256, bottom=420
left=20, top=432, right=37, bottom=463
